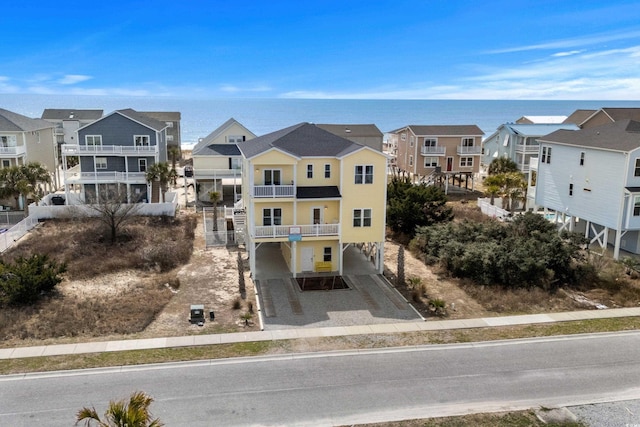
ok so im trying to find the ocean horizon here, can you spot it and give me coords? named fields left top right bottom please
left=3, top=94, right=640, bottom=147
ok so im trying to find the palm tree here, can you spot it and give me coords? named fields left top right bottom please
left=488, top=157, right=518, bottom=175
left=75, top=391, right=163, bottom=427
left=0, top=162, right=51, bottom=214
left=167, top=146, right=180, bottom=185
left=483, top=174, right=503, bottom=206
left=145, top=162, right=171, bottom=203
left=209, top=190, right=221, bottom=231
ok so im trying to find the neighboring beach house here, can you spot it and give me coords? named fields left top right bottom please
left=41, top=109, right=103, bottom=163
left=192, top=118, right=257, bottom=203
left=0, top=108, right=59, bottom=192
left=141, top=111, right=182, bottom=156
left=579, top=107, right=640, bottom=129
left=62, top=108, right=168, bottom=203
left=237, top=123, right=387, bottom=279
left=482, top=123, right=579, bottom=174
left=389, top=125, right=484, bottom=191
left=315, top=124, right=384, bottom=152
left=535, top=119, right=640, bottom=259
left=515, top=115, right=567, bottom=124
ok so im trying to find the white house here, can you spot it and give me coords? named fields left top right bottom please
left=535, top=119, right=640, bottom=259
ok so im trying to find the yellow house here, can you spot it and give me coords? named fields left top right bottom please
left=238, top=123, right=388, bottom=278
left=192, top=118, right=257, bottom=202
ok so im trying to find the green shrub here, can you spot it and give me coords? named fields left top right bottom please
left=0, top=254, right=67, bottom=306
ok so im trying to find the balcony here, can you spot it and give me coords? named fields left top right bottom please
left=253, top=185, right=295, bottom=198
left=194, top=168, right=242, bottom=180
left=0, top=145, right=26, bottom=156
left=516, top=162, right=530, bottom=173
left=254, top=223, right=340, bottom=239
left=456, top=146, right=483, bottom=155
left=62, top=144, right=159, bottom=155
left=420, top=146, right=446, bottom=156
left=515, top=143, right=540, bottom=154
left=64, top=165, right=147, bottom=184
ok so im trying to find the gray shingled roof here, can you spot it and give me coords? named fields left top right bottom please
left=389, top=124, right=484, bottom=136
left=0, top=108, right=54, bottom=132
left=117, top=109, right=167, bottom=131
left=539, top=119, right=640, bottom=152
left=563, top=109, right=596, bottom=125
left=41, top=109, right=103, bottom=120
left=508, top=123, right=579, bottom=136
left=194, top=144, right=241, bottom=156
left=237, top=123, right=363, bottom=159
left=315, top=124, right=383, bottom=138
left=140, top=111, right=181, bottom=121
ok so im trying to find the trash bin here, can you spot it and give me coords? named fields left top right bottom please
left=209, top=310, right=215, bottom=321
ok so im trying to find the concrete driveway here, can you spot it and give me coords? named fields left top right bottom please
left=253, top=243, right=422, bottom=330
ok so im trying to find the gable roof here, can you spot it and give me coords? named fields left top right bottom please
left=79, top=108, right=167, bottom=132
left=193, top=144, right=241, bottom=156
left=389, top=124, right=484, bottom=136
left=539, top=119, right=640, bottom=152
left=515, top=115, right=567, bottom=124
left=193, top=118, right=256, bottom=154
left=580, top=108, right=640, bottom=127
left=315, top=124, right=383, bottom=138
left=140, top=111, right=181, bottom=121
left=0, top=108, right=54, bottom=132
left=237, top=122, right=364, bottom=159
left=506, top=123, right=579, bottom=136
left=563, top=109, right=596, bottom=125
left=41, top=109, right=103, bottom=120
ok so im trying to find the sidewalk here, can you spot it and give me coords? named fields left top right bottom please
left=2, top=307, right=639, bottom=360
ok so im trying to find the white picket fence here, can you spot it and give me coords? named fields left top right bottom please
left=0, top=215, right=39, bottom=253
left=477, top=197, right=511, bottom=221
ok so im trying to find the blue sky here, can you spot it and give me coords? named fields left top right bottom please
left=2, top=0, right=640, bottom=99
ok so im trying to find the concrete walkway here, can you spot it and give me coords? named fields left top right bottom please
left=1, top=307, right=639, bottom=360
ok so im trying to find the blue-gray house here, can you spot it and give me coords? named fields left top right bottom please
left=62, top=109, right=168, bottom=203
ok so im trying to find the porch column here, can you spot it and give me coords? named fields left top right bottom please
left=377, top=241, right=384, bottom=274
left=338, top=240, right=343, bottom=276
left=249, top=241, right=256, bottom=279
left=614, top=230, right=622, bottom=260
left=292, top=241, right=297, bottom=279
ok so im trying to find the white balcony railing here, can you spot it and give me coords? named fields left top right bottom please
left=515, top=143, right=539, bottom=153
left=194, top=168, right=242, bottom=180
left=65, top=167, right=147, bottom=183
left=253, top=185, right=295, bottom=198
left=0, top=145, right=26, bottom=156
left=254, top=223, right=340, bottom=238
left=420, top=146, right=446, bottom=156
left=456, top=146, right=483, bottom=155
left=62, top=144, right=159, bottom=155
left=517, top=162, right=530, bottom=173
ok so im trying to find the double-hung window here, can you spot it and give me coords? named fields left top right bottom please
left=634, top=196, right=640, bottom=216
left=95, top=157, right=107, bottom=170
left=460, top=157, right=473, bottom=167
left=579, top=152, right=585, bottom=166
left=541, top=146, right=552, bottom=164
left=307, top=164, right=313, bottom=179
left=635, top=159, right=640, bottom=177
left=135, top=135, right=150, bottom=147
left=323, top=247, right=332, bottom=262
left=324, top=164, right=331, bottom=178
left=424, top=157, right=438, bottom=167
left=355, top=165, right=373, bottom=184
left=263, top=208, right=282, bottom=226
left=353, top=208, right=372, bottom=227
left=86, top=135, right=102, bottom=147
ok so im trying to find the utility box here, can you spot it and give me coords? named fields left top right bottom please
left=189, top=304, right=205, bottom=324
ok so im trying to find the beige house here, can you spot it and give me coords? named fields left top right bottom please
left=389, top=124, right=483, bottom=191
left=315, top=124, right=383, bottom=152
left=192, top=118, right=257, bottom=203
left=0, top=108, right=59, bottom=192
left=579, top=108, right=640, bottom=129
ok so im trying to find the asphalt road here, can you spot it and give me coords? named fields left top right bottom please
left=3, top=332, right=640, bottom=426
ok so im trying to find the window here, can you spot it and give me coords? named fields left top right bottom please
left=228, top=135, right=245, bottom=143
left=635, top=159, right=640, bottom=177
left=264, top=169, right=281, bottom=185
left=166, top=135, right=174, bottom=142
left=139, top=159, right=147, bottom=172
left=324, top=164, right=331, bottom=178
left=355, top=165, right=373, bottom=184
left=569, top=183, right=574, bottom=196
left=460, top=157, right=473, bottom=167
left=2, top=159, right=10, bottom=168
left=580, top=152, right=585, bottom=166
left=410, top=136, right=414, bottom=147
left=409, top=155, right=413, bottom=166
left=634, top=196, right=640, bottom=216
left=135, top=135, right=150, bottom=146
left=424, top=138, right=437, bottom=148
left=541, top=146, right=551, bottom=164
left=353, top=208, right=372, bottom=227
left=263, top=208, right=282, bottom=226
left=0, top=135, right=17, bottom=146
left=424, top=157, right=438, bottom=168
left=165, top=122, right=174, bottom=128
left=95, top=157, right=107, bottom=170
left=462, top=137, right=474, bottom=147
left=86, top=135, right=102, bottom=146
left=323, top=247, right=332, bottom=262
left=307, top=164, right=313, bottom=179
left=401, top=133, right=406, bottom=141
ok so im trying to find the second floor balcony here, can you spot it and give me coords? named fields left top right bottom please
left=64, top=165, right=147, bottom=184
left=253, top=184, right=295, bottom=198
left=515, top=143, right=539, bottom=154
left=194, top=168, right=241, bottom=180
left=456, top=145, right=483, bottom=155
left=62, top=144, right=159, bottom=156
left=0, top=145, right=26, bottom=156
left=420, top=146, right=446, bottom=156
left=253, top=223, right=340, bottom=239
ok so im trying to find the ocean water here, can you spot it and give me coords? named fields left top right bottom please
left=3, top=94, right=640, bottom=147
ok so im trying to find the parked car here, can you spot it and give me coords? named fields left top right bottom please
left=51, top=195, right=65, bottom=205
left=184, top=165, right=194, bottom=177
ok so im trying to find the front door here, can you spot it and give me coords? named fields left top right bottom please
left=446, top=157, right=453, bottom=172
left=301, top=247, right=314, bottom=272
left=312, top=207, right=323, bottom=224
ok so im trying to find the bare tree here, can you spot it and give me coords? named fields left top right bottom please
left=84, top=189, right=142, bottom=244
